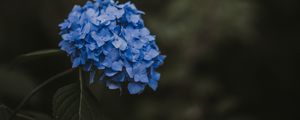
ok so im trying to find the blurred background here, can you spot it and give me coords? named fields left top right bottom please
left=0, top=0, right=299, bottom=120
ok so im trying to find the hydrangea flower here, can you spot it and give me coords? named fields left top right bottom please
left=59, top=0, right=165, bottom=94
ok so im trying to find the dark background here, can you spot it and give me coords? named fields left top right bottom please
left=0, top=0, right=299, bottom=120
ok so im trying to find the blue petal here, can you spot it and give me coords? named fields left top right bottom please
left=123, top=26, right=139, bottom=40
left=111, top=72, right=126, bottom=82
left=133, top=63, right=147, bottom=74
left=85, top=8, right=100, bottom=25
left=105, top=69, right=118, bottom=77
left=85, top=43, right=96, bottom=51
left=140, top=28, right=150, bottom=36
left=124, top=61, right=134, bottom=78
left=148, top=68, right=160, bottom=90
left=59, top=41, right=75, bottom=54
left=99, top=28, right=113, bottom=42
left=96, top=0, right=114, bottom=5
left=112, top=60, right=123, bottom=71
left=83, top=1, right=94, bottom=9
left=106, top=5, right=124, bottom=18
left=91, top=32, right=106, bottom=47
left=108, top=21, right=118, bottom=31
left=89, top=71, right=96, bottom=84
left=144, top=49, right=159, bottom=60
left=125, top=48, right=140, bottom=62
left=132, top=40, right=144, bottom=49
left=119, top=41, right=128, bottom=51
left=59, top=21, right=70, bottom=30
left=128, top=82, right=145, bottom=94
left=124, top=48, right=133, bottom=61
left=153, top=55, right=166, bottom=68
left=62, top=34, right=71, bottom=40
left=150, top=68, right=161, bottom=82
left=148, top=80, right=158, bottom=91
left=72, top=57, right=83, bottom=68
left=95, top=61, right=105, bottom=69
left=129, top=15, right=140, bottom=23
left=102, top=58, right=112, bottom=67
left=68, top=11, right=81, bottom=23
left=112, top=38, right=122, bottom=48
left=112, top=36, right=127, bottom=50
left=87, top=51, right=99, bottom=61
left=103, top=43, right=119, bottom=60
left=106, top=81, right=121, bottom=90
left=72, top=5, right=82, bottom=12
left=82, top=22, right=91, bottom=34
left=134, top=73, right=149, bottom=83
left=97, top=14, right=113, bottom=24
left=144, top=60, right=154, bottom=68
left=144, top=35, right=155, bottom=41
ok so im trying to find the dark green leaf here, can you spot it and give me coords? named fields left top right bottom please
left=12, top=49, right=63, bottom=65
left=0, top=104, right=11, bottom=120
left=53, top=83, right=102, bottom=120
left=0, top=104, right=37, bottom=120
left=20, top=111, right=52, bottom=120
left=9, top=69, right=75, bottom=120
left=19, top=49, right=62, bottom=58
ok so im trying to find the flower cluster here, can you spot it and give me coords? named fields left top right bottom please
left=59, top=0, right=165, bottom=94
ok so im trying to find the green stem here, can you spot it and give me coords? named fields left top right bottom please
left=79, top=68, right=83, bottom=120
left=16, top=113, right=35, bottom=120
left=9, top=69, right=75, bottom=120
left=9, top=49, right=62, bottom=70
left=4, top=105, right=35, bottom=120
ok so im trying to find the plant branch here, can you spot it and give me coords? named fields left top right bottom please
left=79, top=68, right=83, bottom=120
left=16, top=113, right=35, bottom=120
left=9, top=68, right=75, bottom=120
left=9, top=49, right=63, bottom=70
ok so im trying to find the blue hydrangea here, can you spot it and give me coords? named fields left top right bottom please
left=59, top=0, right=165, bottom=94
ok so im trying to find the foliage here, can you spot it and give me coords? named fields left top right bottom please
left=1, top=0, right=299, bottom=120
left=0, top=104, right=11, bottom=120
left=53, top=83, right=102, bottom=120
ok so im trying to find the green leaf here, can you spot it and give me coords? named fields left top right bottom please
left=19, top=49, right=62, bottom=58
left=8, top=69, right=75, bottom=120
left=0, top=104, right=11, bottom=120
left=20, top=111, right=52, bottom=120
left=53, top=83, right=102, bottom=120
left=12, top=49, right=63, bottom=65
left=18, top=49, right=63, bottom=59
left=1, top=104, right=42, bottom=120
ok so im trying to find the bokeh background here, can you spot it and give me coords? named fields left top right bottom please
left=0, top=0, right=299, bottom=120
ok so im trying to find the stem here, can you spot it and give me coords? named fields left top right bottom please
left=79, top=68, right=83, bottom=120
left=9, top=49, right=62, bottom=71
left=4, top=105, right=35, bottom=120
left=9, top=69, right=75, bottom=120
left=16, top=113, right=35, bottom=120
